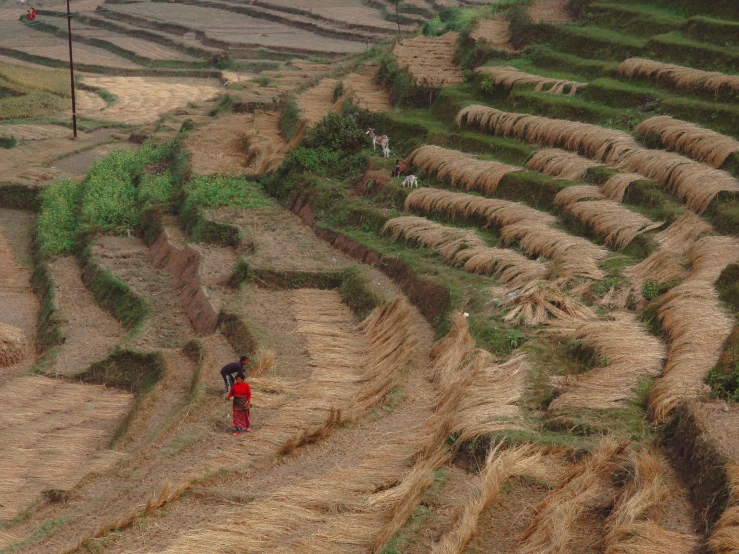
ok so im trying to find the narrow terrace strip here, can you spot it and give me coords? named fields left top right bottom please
left=393, top=33, right=464, bottom=88
left=476, top=66, right=587, bottom=96
left=618, top=57, right=739, bottom=95
left=634, top=115, right=739, bottom=168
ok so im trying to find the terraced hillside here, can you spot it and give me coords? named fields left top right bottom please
left=2, top=0, right=739, bottom=552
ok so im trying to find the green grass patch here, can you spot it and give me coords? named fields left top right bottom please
left=36, top=180, right=84, bottom=257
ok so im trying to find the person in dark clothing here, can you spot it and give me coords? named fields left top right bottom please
left=392, top=160, right=402, bottom=178
left=220, top=356, right=249, bottom=391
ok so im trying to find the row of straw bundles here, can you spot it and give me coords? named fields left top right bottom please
left=456, top=104, right=639, bottom=162
left=618, top=57, right=739, bottom=94
left=526, top=148, right=601, bottom=180
left=554, top=187, right=664, bottom=250
left=457, top=105, right=739, bottom=213
left=546, top=312, right=665, bottom=410
left=648, top=236, right=739, bottom=422
left=476, top=66, right=587, bottom=96
left=406, top=145, right=521, bottom=195
left=383, top=216, right=549, bottom=286
left=404, top=188, right=607, bottom=280
left=635, top=115, right=739, bottom=168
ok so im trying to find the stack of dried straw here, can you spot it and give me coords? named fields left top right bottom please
left=0, top=322, right=27, bottom=367
left=527, top=148, right=601, bottom=180
left=407, top=145, right=521, bottom=195
left=477, top=66, right=587, bottom=96
left=618, top=58, right=739, bottom=94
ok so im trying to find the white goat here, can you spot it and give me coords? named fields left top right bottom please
left=366, top=128, right=390, bottom=156
left=402, top=175, right=418, bottom=188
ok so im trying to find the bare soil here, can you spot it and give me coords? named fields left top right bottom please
left=528, top=0, right=576, bottom=24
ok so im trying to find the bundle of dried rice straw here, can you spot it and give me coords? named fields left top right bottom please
left=0, top=322, right=27, bottom=367
left=476, top=66, right=587, bottom=96
left=618, top=58, right=739, bottom=94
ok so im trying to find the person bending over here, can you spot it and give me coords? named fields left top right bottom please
left=220, top=355, right=249, bottom=392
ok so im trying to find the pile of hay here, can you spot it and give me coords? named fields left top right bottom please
left=478, top=66, right=586, bottom=96
left=0, top=322, right=27, bottom=367
left=618, top=58, right=739, bottom=94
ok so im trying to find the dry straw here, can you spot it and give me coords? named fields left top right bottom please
left=709, top=464, right=739, bottom=553
left=500, top=221, right=608, bottom=280
left=476, top=66, right=587, bottom=96
left=469, top=19, right=514, bottom=51
left=618, top=57, right=739, bottom=94
left=405, top=187, right=556, bottom=228
left=603, top=448, right=699, bottom=554
left=384, top=215, right=550, bottom=287
left=547, top=313, right=665, bottom=410
left=243, top=111, right=290, bottom=174
left=616, top=148, right=739, bottom=213
left=502, top=280, right=594, bottom=326
left=296, top=78, right=341, bottom=127
left=649, top=280, right=735, bottom=422
left=431, top=444, right=548, bottom=554
left=456, top=104, right=639, bottom=162
left=655, top=212, right=713, bottom=252
left=527, top=148, right=601, bottom=180
left=520, top=438, right=627, bottom=554
left=451, top=353, right=531, bottom=441
left=559, top=198, right=664, bottom=250
left=407, top=145, right=521, bottom=195
left=0, top=322, right=27, bottom=367
left=600, top=172, right=645, bottom=202
left=553, top=185, right=605, bottom=206
left=393, top=33, right=464, bottom=87
left=635, top=115, right=739, bottom=168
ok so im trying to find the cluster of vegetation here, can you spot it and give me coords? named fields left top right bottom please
left=0, top=62, right=71, bottom=120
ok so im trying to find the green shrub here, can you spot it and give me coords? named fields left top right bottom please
left=183, top=175, right=272, bottom=214
left=137, top=171, right=174, bottom=208
left=37, top=180, right=84, bottom=257
left=641, top=279, right=661, bottom=301
left=304, top=111, right=369, bottom=153
left=279, top=97, right=301, bottom=141
left=0, top=135, right=17, bottom=148
left=332, top=80, right=345, bottom=102
left=707, top=360, right=739, bottom=402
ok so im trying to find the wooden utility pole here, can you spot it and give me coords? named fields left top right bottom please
left=65, top=0, right=77, bottom=138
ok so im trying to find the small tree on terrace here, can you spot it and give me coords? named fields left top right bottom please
left=389, top=0, right=403, bottom=37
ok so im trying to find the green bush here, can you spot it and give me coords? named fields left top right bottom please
left=37, top=180, right=84, bottom=257
left=707, top=361, right=739, bottom=402
left=183, top=175, right=272, bottom=213
left=303, top=111, right=369, bottom=153
left=0, top=135, right=17, bottom=149
left=137, top=171, right=174, bottom=208
left=279, top=97, right=301, bottom=141
left=332, top=80, right=345, bottom=102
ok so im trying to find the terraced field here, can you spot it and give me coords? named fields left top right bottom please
left=3, top=0, right=739, bottom=552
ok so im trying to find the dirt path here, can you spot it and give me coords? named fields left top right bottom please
left=48, top=257, right=124, bottom=376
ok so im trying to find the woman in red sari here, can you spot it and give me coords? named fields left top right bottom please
left=225, top=375, right=251, bottom=435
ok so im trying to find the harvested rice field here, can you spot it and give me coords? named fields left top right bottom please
left=107, top=2, right=366, bottom=54
left=77, top=76, right=221, bottom=125
left=4, top=0, right=739, bottom=551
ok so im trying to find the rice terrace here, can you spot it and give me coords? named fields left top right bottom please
left=3, top=0, right=739, bottom=550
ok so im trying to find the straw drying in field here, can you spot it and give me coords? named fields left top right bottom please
left=431, top=444, right=548, bottom=553
left=618, top=58, right=739, bottom=94
left=526, top=148, right=601, bottom=180
left=393, top=33, right=464, bottom=88
left=469, top=19, right=515, bottom=51
left=709, top=464, right=739, bottom=553
left=0, top=322, right=26, bottom=368
left=407, top=145, right=521, bottom=195
left=603, top=448, right=699, bottom=553
left=405, top=188, right=557, bottom=229
left=520, top=438, right=626, bottom=554
left=635, top=115, right=739, bottom=168
left=296, top=78, right=341, bottom=127
left=456, top=105, right=639, bottom=162
left=502, top=280, right=594, bottom=326
left=547, top=313, right=665, bottom=410
left=649, top=236, right=739, bottom=421
left=616, top=148, right=739, bottom=213
left=342, top=71, right=392, bottom=113
left=243, top=111, right=291, bottom=175
left=0, top=376, right=132, bottom=520
left=555, top=194, right=664, bottom=250
left=600, top=172, right=646, bottom=202
left=384, top=216, right=549, bottom=286
left=477, top=66, right=587, bottom=96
